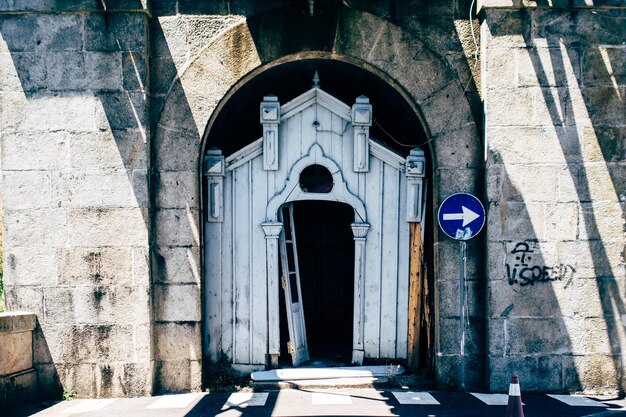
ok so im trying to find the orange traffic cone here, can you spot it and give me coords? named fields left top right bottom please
left=505, top=374, right=525, bottom=417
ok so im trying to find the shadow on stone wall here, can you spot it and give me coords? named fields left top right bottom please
left=149, top=14, right=205, bottom=394
left=488, top=147, right=582, bottom=391
left=486, top=5, right=624, bottom=392
left=0, top=8, right=157, bottom=397
left=0, top=0, right=486, bottom=397
left=520, top=8, right=625, bottom=392
left=32, top=319, right=62, bottom=400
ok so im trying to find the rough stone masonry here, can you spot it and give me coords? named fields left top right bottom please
left=0, top=0, right=624, bottom=398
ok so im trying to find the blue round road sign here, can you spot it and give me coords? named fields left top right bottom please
left=437, top=193, right=485, bottom=240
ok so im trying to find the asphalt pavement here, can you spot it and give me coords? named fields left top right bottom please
left=5, top=389, right=626, bottom=417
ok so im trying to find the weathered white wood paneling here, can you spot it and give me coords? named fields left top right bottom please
left=221, top=172, right=234, bottom=359
left=251, top=156, right=268, bottom=364
left=205, top=222, right=221, bottom=358
left=396, top=174, right=411, bottom=359
left=316, top=104, right=332, bottom=153
left=380, top=163, right=400, bottom=358
left=205, top=87, right=415, bottom=367
left=284, top=111, right=302, bottom=179
left=233, top=163, right=251, bottom=364
left=363, top=157, right=383, bottom=357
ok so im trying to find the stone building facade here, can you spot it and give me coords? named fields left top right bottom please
left=0, top=0, right=624, bottom=398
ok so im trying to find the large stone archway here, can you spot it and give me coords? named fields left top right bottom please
left=153, top=8, right=482, bottom=392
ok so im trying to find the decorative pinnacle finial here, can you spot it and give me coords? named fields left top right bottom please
left=313, top=71, right=320, bottom=88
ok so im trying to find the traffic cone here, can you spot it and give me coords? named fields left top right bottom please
left=505, top=374, right=525, bottom=417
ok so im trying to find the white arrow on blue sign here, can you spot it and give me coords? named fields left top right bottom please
left=437, top=193, right=485, bottom=240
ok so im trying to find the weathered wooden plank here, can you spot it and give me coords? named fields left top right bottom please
left=407, top=222, right=423, bottom=370
left=300, top=105, right=316, bottom=158
left=331, top=113, right=344, bottom=160
left=251, top=156, right=268, bottom=365
left=396, top=174, right=410, bottom=359
left=379, top=163, right=399, bottom=358
left=316, top=105, right=333, bottom=155
left=233, top=162, right=251, bottom=364
left=423, top=256, right=433, bottom=370
left=286, top=111, right=303, bottom=173
left=363, top=157, right=382, bottom=357
left=205, top=221, right=221, bottom=359
left=221, top=173, right=234, bottom=359
left=274, top=119, right=289, bottom=193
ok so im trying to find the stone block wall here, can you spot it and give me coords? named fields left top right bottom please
left=0, top=0, right=486, bottom=395
left=5, top=0, right=622, bottom=397
left=482, top=2, right=626, bottom=393
left=0, top=3, right=153, bottom=397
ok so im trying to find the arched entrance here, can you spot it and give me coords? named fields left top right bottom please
left=201, top=60, right=432, bottom=372
left=153, top=7, right=483, bottom=392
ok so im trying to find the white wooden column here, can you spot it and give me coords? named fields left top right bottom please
left=260, top=95, right=281, bottom=171
left=351, top=96, right=372, bottom=173
left=351, top=221, right=370, bottom=364
left=261, top=221, right=283, bottom=367
left=405, top=147, right=426, bottom=222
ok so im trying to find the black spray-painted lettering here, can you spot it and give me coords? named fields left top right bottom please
left=506, top=242, right=575, bottom=287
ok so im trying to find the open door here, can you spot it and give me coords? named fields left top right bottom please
left=278, top=203, right=310, bottom=366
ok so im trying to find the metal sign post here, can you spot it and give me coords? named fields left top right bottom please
left=437, top=193, right=485, bottom=390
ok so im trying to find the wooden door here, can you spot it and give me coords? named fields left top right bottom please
left=278, top=203, right=309, bottom=366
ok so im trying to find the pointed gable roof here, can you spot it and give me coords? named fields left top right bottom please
left=281, top=86, right=351, bottom=121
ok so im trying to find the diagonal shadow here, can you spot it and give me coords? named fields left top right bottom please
left=519, top=6, right=625, bottom=392
left=0, top=4, right=201, bottom=398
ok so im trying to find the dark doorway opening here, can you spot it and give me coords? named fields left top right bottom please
left=278, top=200, right=355, bottom=366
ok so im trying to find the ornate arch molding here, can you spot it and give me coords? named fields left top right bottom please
left=265, top=143, right=367, bottom=222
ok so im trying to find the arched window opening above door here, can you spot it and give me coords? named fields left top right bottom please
left=299, top=164, right=333, bottom=193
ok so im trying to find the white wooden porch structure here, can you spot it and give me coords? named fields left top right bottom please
left=203, top=80, right=426, bottom=371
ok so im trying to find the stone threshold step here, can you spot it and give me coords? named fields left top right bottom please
left=251, top=376, right=390, bottom=390
left=251, top=365, right=405, bottom=382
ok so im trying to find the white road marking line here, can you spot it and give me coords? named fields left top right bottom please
left=221, top=392, right=269, bottom=410
left=548, top=394, right=608, bottom=407
left=146, top=393, right=201, bottom=409
left=60, top=399, right=117, bottom=414
left=391, top=391, right=440, bottom=405
left=311, top=391, right=352, bottom=405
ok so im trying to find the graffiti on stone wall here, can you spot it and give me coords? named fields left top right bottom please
left=506, top=242, right=575, bottom=287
